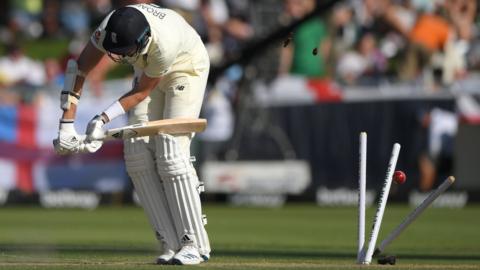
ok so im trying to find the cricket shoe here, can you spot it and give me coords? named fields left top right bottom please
left=171, top=245, right=203, bottom=265
left=156, top=249, right=175, bottom=265
left=200, top=253, right=210, bottom=262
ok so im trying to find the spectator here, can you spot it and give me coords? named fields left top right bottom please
left=399, top=1, right=453, bottom=83
left=221, top=0, right=253, bottom=59
left=8, top=0, right=43, bottom=39
left=380, top=1, right=417, bottom=60
left=200, top=0, right=229, bottom=66
left=351, top=0, right=390, bottom=30
left=85, top=0, right=112, bottom=27
left=59, top=1, right=90, bottom=38
left=44, top=58, right=63, bottom=88
left=418, top=108, right=458, bottom=191
left=383, top=0, right=418, bottom=38
left=42, top=0, right=61, bottom=38
left=329, top=3, right=357, bottom=66
left=445, top=0, right=476, bottom=42
left=278, top=0, right=330, bottom=78
left=199, top=83, right=234, bottom=161
left=162, top=0, right=200, bottom=24
left=410, top=11, right=451, bottom=53
left=0, top=43, right=46, bottom=90
left=200, top=0, right=253, bottom=66
left=113, top=0, right=155, bottom=8
left=336, top=31, right=387, bottom=85
left=441, top=0, right=477, bottom=84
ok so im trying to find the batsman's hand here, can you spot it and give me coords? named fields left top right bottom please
left=53, top=120, right=84, bottom=155
left=86, top=115, right=106, bottom=142
left=78, top=140, right=103, bottom=153
left=53, top=137, right=103, bottom=154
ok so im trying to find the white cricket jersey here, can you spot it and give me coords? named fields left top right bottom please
left=91, top=3, right=208, bottom=78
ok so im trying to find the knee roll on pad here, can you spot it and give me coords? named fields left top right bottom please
left=154, top=134, right=211, bottom=255
left=124, top=138, right=181, bottom=252
left=155, top=135, right=191, bottom=177
left=124, top=139, right=153, bottom=173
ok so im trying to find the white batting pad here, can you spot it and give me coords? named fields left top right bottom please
left=124, top=137, right=180, bottom=252
left=154, top=134, right=211, bottom=256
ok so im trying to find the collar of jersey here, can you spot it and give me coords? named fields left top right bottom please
left=139, top=35, right=152, bottom=55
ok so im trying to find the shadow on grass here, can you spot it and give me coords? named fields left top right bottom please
left=1, top=244, right=480, bottom=262
left=214, top=249, right=354, bottom=260
left=214, top=249, right=480, bottom=262
left=0, top=243, right=154, bottom=255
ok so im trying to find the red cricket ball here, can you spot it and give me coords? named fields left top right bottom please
left=393, top=170, right=406, bottom=184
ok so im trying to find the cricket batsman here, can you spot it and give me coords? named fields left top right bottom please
left=52, top=3, right=211, bottom=265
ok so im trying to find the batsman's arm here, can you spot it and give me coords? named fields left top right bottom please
left=61, top=41, right=105, bottom=120
left=119, top=74, right=161, bottom=112
left=85, top=65, right=162, bottom=142
left=99, top=73, right=161, bottom=123
left=87, top=73, right=161, bottom=141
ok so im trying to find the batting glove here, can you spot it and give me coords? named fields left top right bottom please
left=53, top=120, right=84, bottom=155
left=86, top=115, right=107, bottom=142
left=78, top=140, right=103, bottom=153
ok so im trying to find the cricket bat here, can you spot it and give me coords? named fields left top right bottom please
left=103, top=118, right=207, bottom=140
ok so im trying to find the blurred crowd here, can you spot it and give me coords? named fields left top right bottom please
left=0, top=0, right=478, bottom=100
left=279, top=0, right=479, bottom=89
left=0, top=0, right=254, bottom=102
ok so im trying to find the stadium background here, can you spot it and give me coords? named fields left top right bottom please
left=0, top=0, right=479, bottom=208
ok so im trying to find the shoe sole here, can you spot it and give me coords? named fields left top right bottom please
left=156, top=259, right=172, bottom=265
left=171, top=258, right=202, bottom=265
left=171, top=258, right=183, bottom=265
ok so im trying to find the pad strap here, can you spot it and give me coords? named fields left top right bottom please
left=59, top=118, right=74, bottom=124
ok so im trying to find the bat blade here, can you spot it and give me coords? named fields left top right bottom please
left=104, top=118, right=207, bottom=140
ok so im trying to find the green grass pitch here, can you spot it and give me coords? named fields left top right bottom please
left=0, top=204, right=479, bottom=269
